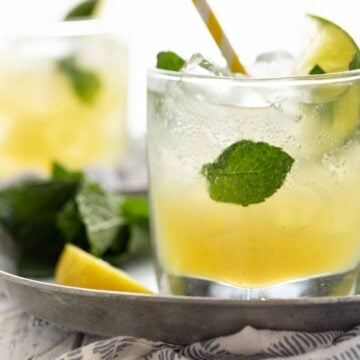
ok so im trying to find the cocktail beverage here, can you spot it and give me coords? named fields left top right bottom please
left=147, top=16, right=360, bottom=298
left=0, top=21, right=127, bottom=178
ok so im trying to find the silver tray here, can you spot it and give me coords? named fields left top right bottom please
left=1, top=233, right=360, bottom=344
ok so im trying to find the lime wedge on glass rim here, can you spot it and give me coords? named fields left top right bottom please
left=294, top=14, right=359, bottom=75
left=293, top=15, right=360, bottom=156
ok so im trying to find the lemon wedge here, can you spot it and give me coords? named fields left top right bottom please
left=55, top=244, right=154, bottom=294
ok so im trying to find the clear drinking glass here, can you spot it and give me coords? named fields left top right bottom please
left=0, top=20, right=127, bottom=179
left=147, top=68, right=360, bottom=299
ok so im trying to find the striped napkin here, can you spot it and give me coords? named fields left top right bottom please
left=57, top=325, right=360, bottom=360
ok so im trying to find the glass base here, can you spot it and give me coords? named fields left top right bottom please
left=159, top=268, right=359, bottom=299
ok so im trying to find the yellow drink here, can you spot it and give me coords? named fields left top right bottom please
left=147, top=69, right=360, bottom=298
left=0, top=26, right=127, bottom=178
left=153, top=171, right=360, bottom=288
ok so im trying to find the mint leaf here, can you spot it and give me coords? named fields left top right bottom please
left=105, top=197, right=150, bottom=265
left=64, top=0, right=99, bottom=21
left=56, top=200, right=88, bottom=249
left=76, top=182, right=122, bottom=257
left=120, top=197, right=149, bottom=226
left=309, top=64, right=326, bottom=75
left=349, top=53, right=360, bottom=70
left=17, top=215, right=64, bottom=278
left=202, top=140, right=294, bottom=206
left=105, top=225, right=149, bottom=265
left=0, top=179, right=80, bottom=277
left=58, top=57, right=101, bottom=105
left=52, top=162, right=85, bottom=182
left=156, top=51, right=185, bottom=71
left=0, top=180, right=79, bottom=236
left=0, top=162, right=151, bottom=277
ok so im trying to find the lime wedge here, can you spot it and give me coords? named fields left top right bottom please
left=294, top=14, right=359, bottom=75
left=294, top=15, right=360, bottom=156
left=302, top=85, right=360, bottom=156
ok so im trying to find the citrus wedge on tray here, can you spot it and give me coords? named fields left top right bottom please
left=55, top=244, right=154, bottom=294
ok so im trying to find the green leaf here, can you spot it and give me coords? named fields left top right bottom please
left=56, top=200, right=88, bottom=249
left=202, top=140, right=294, bottom=206
left=156, top=51, right=185, bottom=71
left=105, top=224, right=150, bottom=266
left=64, top=0, right=99, bottom=21
left=120, top=197, right=149, bottom=226
left=0, top=163, right=151, bottom=277
left=349, top=53, right=360, bottom=70
left=0, top=180, right=79, bottom=236
left=17, top=256, right=56, bottom=279
left=0, top=178, right=80, bottom=278
left=58, top=57, right=101, bottom=105
left=52, top=162, right=85, bottom=182
left=76, top=182, right=122, bottom=257
left=105, top=197, right=150, bottom=265
left=16, top=215, right=64, bottom=278
left=309, top=64, right=326, bottom=75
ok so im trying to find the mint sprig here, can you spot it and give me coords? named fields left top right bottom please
left=156, top=51, right=185, bottom=71
left=58, top=57, right=101, bottom=105
left=76, top=182, right=122, bottom=257
left=349, top=53, right=360, bottom=70
left=64, top=0, right=99, bottom=21
left=202, top=140, right=294, bottom=206
left=61, top=2, right=102, bottom=105
left=0, top=163, right=150, bottom=277
left=309, top=64, right=326, bottom=75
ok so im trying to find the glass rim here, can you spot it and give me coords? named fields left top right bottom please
left=148, top=67, right=360, bottom=87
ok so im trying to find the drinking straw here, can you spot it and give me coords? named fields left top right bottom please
left=192, top=0, right=247, bottom=74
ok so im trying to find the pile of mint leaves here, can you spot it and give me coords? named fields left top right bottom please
left=0, top=163, right=150, bottom=278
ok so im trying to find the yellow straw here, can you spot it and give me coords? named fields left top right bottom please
left=192, top=0, right=247, bottom=74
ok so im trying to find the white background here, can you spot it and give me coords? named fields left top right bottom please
left=0, top=0, right=358, bottom=137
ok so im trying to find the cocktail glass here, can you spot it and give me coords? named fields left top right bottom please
left=0, top=20, right=127, bottom=179
left=147, top=67, right=360, bottom=298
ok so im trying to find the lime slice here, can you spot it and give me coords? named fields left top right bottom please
left=293, top=15, right=360, bottom=156
left=294, top=14, right=359, bottom=75
left=55, top=244, right=154, bottom=294
left=302, top=85, right=360, bottom=156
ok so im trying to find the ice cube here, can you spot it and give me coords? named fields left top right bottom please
left=250, top=50, right=295, bottom=78
left=256, top=50, right=294, bottom=63
left=180, top=53, right=270, bottom=108
left=181, top=53, right=231, bottom=77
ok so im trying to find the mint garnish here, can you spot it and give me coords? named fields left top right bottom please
left=61, top=2, right=102, bottom=105
left=202, top=140, right=294, bottom=206
left=76, top=182, right=122, bottom=257
left=0, top=163, right=150, bottom=277
left=58, top=57, right=101, bottom=105
left=52, top=161, right=85, bottom=182
left=64, top=0, right=99, bottom=21
left=156, top=51, right=185, bottom=71
left=349, top=53, right=360, bottom=70
left=309, top=64, right=326, bottom=75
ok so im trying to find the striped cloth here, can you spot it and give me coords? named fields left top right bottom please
left=57, top=325, right=360, bottom=360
